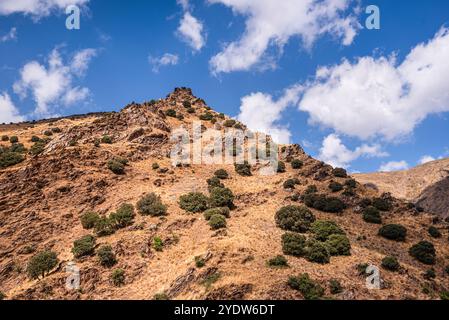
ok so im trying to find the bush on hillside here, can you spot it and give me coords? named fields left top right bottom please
left=207, top=176, right=224, bottom=191
left=223, top=119, right=236, bottom=127
left=345, top=179, right=357, bottom=189
left=108, top=159, right=125, bottom=174
left=277, top=161, right=286, bottom=173
left=97, top=245, right=117, bottom=268
left=183, top=101, right=191, bottom=108
left=101, top=135, right=113, bottom=144
left=372, top=197, right=392, bottom=212
left=428, top=226, right=442, bottom=238
left=305, top=239, right=330, bottom=264
left=283, top=179, right=298, bottom=189
left=381, top=256, right=400, bottom=271
left=378, top=224, right=407, bottom=241
left=282, top=232, right=306, bottom=257
left=310, top=220, right=345, bottom=241
left=111, top=269, right=125, bottom=286
left=26, top=251, right=59, bottom=279
left=72, top=235, right=96, bottom=258
left=179, top=192, right=209, bottom=213
left=166, top=109, right=177, bottom=117
left=0, top=150, right=25, bottom=168
left=303, top=193, right=346, bottom=213
left=199, top=112, right=214, bottom=121
left=94, top=217, right=117, bottom=237
left=291, top=159, right=303, bottom=169
left=328, top=181, right=343, bottom=193
left=329, top=279, right=343, bottom=294
left=234, top=161, right=252, bottom=176
left=325, top=234, right=351, bottom=256
left=209, top=187, right=234, bottom=208
left=332, top=168, right=347, bottom=178
left=409, top=241, right=436, bottom=265
left=137, top=193, right=167, bottom=216
left=9, top=136, right=19, bottom=143
left=208, top=214, right=227, bottom=230
left=275, top=205, right=316, bottom=233
left=30, top=136, right=41, bottom=143
left=110, top=203, right=135, bottom=228
left=362, top=206, right=382, bottom=224
left=267, top=255, right=289, bottom=268
left=214, top=169, right=229, bottom=179
left=204, top=207, right=230, bottom=220
left=304, top=185, right=318, bottom=194
left=80, top=212, right=100, bottom=229
left=287, top=273, right=324, bottom=300
left=1, top=135, right=9, bottom=141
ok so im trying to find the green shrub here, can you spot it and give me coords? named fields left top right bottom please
left=97, top=245, right=117, bottom=267
left=72, top=235, right=96, bottom=258
left=0, top=291, right=5, bottom=300
left=154, top=293, right=169, bottom=300
left=51, top=127, right=62, bottom=133
left=378, top=224, right=407, bottom=241
left=108, top=159, right=125, bottom=174
left=179, top=192, right=209, bottom=213
left=183, top=100, right=191, bottom=108
left=9, top=136, right=19, bottom=143
left=332, top=168, right=347, bottom=178
left=30, top=141, right=46, bottom=155
left=325, top=234, right=351, bottom=256
left=291, top=159, right=303, bottom=169
left=304, top=185, right=318, bottom=194
left=287, top=273, right=324, bottom=300
left=440, top=291, right=449, bottom=300
left=277, top=161, right=286, bottom=173
left=283, top=178, right=299, bottom=189
left=304, top=194, right=346, bottom=213
left=152, top=162, right=160, bottom=170
left=372, top=197, right=392, bottom=211
left=234, top=161, right=252, bottom=176
left=275, top=205, right=316, bottom=233
left=209, top=187, right=234, bottom=208
left=208, top=214, right=227, bottom=230
left=166, top=109, right=177, bottom=117
left=111, top=269, right=125, bottom=286
left=137, top=193, right=167, bottom=216
left=94, top=217, right=116, bottom=237
left=409, top=241, right=436, bottom=265
left=267, top=255, right=289, bottom=268
left=359, top=198, right=372, bottom=208
left=329, top=279, right=342, bottom=294
left=176, top=114, right=184, bottom=121
left=43, top=130, right=53, bottom=137
left=204, top=207, right=230, bottom=220
left=0, top=150, right=25, bottom=168
left=153, top=237, right=164, bottom=251
left=101, top=135, right=112, bottom=144
left=428, top=226, right=442, bottom=238
left=199, top=112, right=214, bottom=121
left=362, top=206, right=382, bottom=224
left=423, top=268, right=436, bottom=280
left=214, top=169, right=229, bottom=179
left=187, top=107, right=195, bottom=114
left=282, top=232, right=306, bottom=257
left=195, top=256, right=206, bottom=268
left=26, top=251, right=58, bottom=279
left=31, top=136, right=41, bottom=143
left=328, top=181, right=343, bottom=192
left=110, top=203, right=135, bottom=228
left=305, top=239, right=330, bottom=264
left=310, top=220, right=345, bottom=241
left=9, top=143, right=27, bottom=153
left=1, top=135, right=9, bottom=141
left=80, top=212, right=100, bottom=229
left=381, top=256, right=400, bottom=271
left=223, top=119, right=236, bottom=127
left=345, top=179, right=357, bottom=189
left=94, top=139, right=101, bottom=147
left=207, top=176, right=224, bottom=190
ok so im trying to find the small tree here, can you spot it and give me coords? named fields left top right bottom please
left=179, top=192, right=209, bottom=213
left=80, top=212, right=100, bottom=229
left=137, top=193, right=167, bottom=216
left=27, top=251, right=59, bottom=279
left=98, top=245, right=117, bottom=267
left=72, top=235, right=96, bottom=258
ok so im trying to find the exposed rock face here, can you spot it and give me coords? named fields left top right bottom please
left=416, top=176, right=449, bottom=218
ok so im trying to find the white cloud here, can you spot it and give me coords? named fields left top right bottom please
left=318, top=134, right=388, bottom=169
left=418, top=155, right=439, bottom=165
left=177, top=0, right=190, bottom=11
left=0, top=27, right=17, bottom=42
left=0, top=92, right=24, bottom=123
left=208, top=0, right=359, bottom=73
left=148, top=53, right=179, bottom=73
left=379, top=161, right=409, bottom=172
left=299, top=27, right=449, bottom=141
left=177, top=11, right=205, bottom=51
left=236, top=85, right=303, bottom=144
left=13, top=48, right=96, bottom=117
left=0, top=0, right=89, bottom=18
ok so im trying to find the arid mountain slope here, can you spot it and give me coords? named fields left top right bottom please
left=1, top=88, right=448, bottom=300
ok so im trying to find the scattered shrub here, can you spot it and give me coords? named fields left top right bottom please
left=0, top=150, right=25, bottom=168
left=207, top=176, right=224, bottom=190
left=329, top=279, right=342, bottom=294
left=275, top=205, right=316, bottom=233
left=409, top=241, right=436, bottom=265
left=423, top=268, right=436, bottom=280
left=304, top=194, right=346, bottom=213
left=199, top=112, right=214, bottom=121
left=111, top=269, right=125, bottom=286
left=187, top=107, right=195, bottom=114
left=9, top=136, right=19, bottom=143
left=277, top=161, right=286, bottom=173
left=291, top=159, right=303, bottom=169
left=267, top=255, right=289, bottom=268
left=304, top=185, right=318, bottom=194
left=153, top=237, right=164, bottom=251
left=345, top=179, right=357, bottom=189
left=94, top=139, right=100, bottom=147
left=209, top=187, right=234, bottom=208
left=332, top=168, right=347, bottom=178
left=223, top=119, right=236, bottom=127
left=378, top=224, right=407, bottom=241
left=9, top=143, right=26, bottom=153
left=26, top=251, right=59, bottom=279
left=94, top=217, right=116, bottom=237
left=325, top=234, right=351, bottom=256
left=166, top=109, right=177, bottom=117
left=179, top=192, right=209, bottom=213
left=107, top=159, right=125, bottom=174
left=177, top=114, right=184, bottom=121
left=234, top=123, right=244, bottom=130
left=214, top=169, right=229, bottom=179
left=208, top=214, right=227, bottom=230
left=183, top=100, right=191, bottom=108
left=282, top=232, right=306, bottom=257
left=72, top=235, right=96, bottom=258
left=43, top=130, right=53, bottom=137
left=51, top=127, right=62, bottom=133
left=234, top=161, right=252, bottom=176
left=428, top=226, right=442, bottom=238
left=287, top=273, right=324, bottom=300
left=110, top=203, right=135, bottom=228
left=137, top=193, right=167, bottom=216
left=30, top=136, right=41, bottom=143
left=97, top=245, right=117, bottom=267
left=362, top=206, right=382, bottom=224
left=30, top=141, right=46, bottom=155
left=381, top=256, right=400, bottom=271
left=1, top=135, right=9, bottom=141
left=0, top=291, right=5, bottom=300
left=195, top=256, right=206, bottom=268
left=305, top=239, right=330, bottom=264
left=359, top=198, right=372, bottom=208
left=80, top=212, right=100, bottom=229
left=152, top=162, right=159, bottom=170
left=329, top=181, right=343, bottom=192
left=283, top=179, right=297, bottom=189
left=310, top=220, right=345, bottom=241
left=372, top=197, right=392, bottom=212
left=204, top=207, right=230, bottom=220
left=154, top=293, right=169, bottom=300
left=440, top=291, right=449, bottom=300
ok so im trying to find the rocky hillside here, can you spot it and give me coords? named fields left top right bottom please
left=0, top=88, right=448, bottom=300
left=355, top=158, right=449, bottom=218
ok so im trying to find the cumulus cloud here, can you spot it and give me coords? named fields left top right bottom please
left=177, top=11, right=205, bottom=51
left=318, top=134, right=388, bottom=169
left=13, top=48, right=96, bottom=117
left=0, top=92, right=24, bottom=123
left=208, top=0, right=360, bottom=73
left=0, top=27, right=17, bottom=42
left=299, top=27, right=449, bottom=141
left=419, top=155, right=436, bottom=165
left=149, top=53, right=179, bottom=73
left=237, top=85, right=303, bottom=144
left=0, top=0, right=89, bottom=18
left=379, top=161, right=409, bottom=172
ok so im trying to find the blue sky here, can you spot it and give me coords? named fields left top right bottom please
left=1, top=0, right=449, bottom=173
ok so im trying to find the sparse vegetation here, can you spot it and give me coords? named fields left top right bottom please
left=30, top=140, right=47, bottom=155
left=305, top=239, right=330, bottom=264
left=209, top=187, right=234, bottom=208
left=0, top=148, right=25, bottom=168
left=208, top=214, right=227, bottom=230
left=97, top=245, right=117, bottom=267
left=27, top=251, right=58, bottom=279
left=378, top=224, right=407, bottom=241
left=277, top=161, right=286, bottom=173
left=207, top=176, right=224, bottom=190
left=223, top=119, right=236, bottom=127
left=282, top=232, right=306, bottom=257
left=291, top=159, right=303, bottom=169
left=310, top=220, right=345, bottom=241
left=428, top=226, right=442, bottom=238
left=111, top=269, right=125, bottom=286
left=199, top=112, right=214, bottom=121
left=153, top=237, right=164, bottom=251
left=325, top=234, right=351, bottom=256
left=362, top=206, right=382, bottom=224
left=372, top=197, right=392, bottom=212
left=30, top=136, right=41, bottom=143
left=234, top=161, right=252, bottom=176
left=154, top=293, right=169, bottom=300
left=72, top=235, right=96, bottom=259
left=101, top=135, right=113, bottom=144
left=303, top=194, right=346, bottom=213
left=43, top=130, right=53, bottom=137
left=214, top=169, right=229, bottom=179
left=80, top=212, right=100, bottom=229
left=267, top=255, right=289, bottom=268
left=328, top=181, right=343, bottom=192
left=423, top=268, right=436, bottom=280
left=204, top=207, right=230, bottom=220
left=275, top=205, right=316, bottom=233
left=329, top=279, right=342, bottom=294
left=195, top=256, right=206, bottom=268
left=108, top=159, right=125, bottom=174
left=94, top=217, right=116, bottom=237
left=288, top=273, right=324, bottom=300
left=332, top=168, right=347, bottom=178
left=137, top=193, right=167, bottom=216
left=1, top=135, right=9, bottom=141
left=9, top=136, right=19, bottom=143
left=110, top=203, right=135, bottom=228
left=304, top=185, right=318, bottom=194
left=179, top=192, right=209, bottom=213
left=166, top=109, right=177, bottom=117
left=409, top=241, right=436, bottom=265
left=283, top=178, right=299, bottom=189
left=381, top=256, right=400, bottom=271
left=152, top=162, right=160, bottom=170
